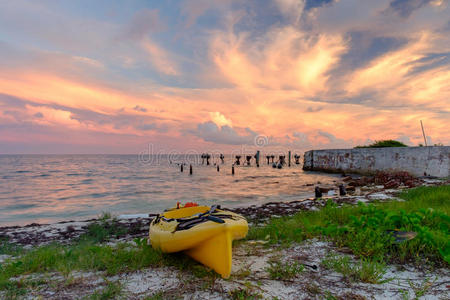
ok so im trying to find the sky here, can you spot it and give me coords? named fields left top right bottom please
left=0, top=0, right=449, bottom=154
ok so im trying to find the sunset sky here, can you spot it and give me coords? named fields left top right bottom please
left=0, top=0, right=449, bottom=154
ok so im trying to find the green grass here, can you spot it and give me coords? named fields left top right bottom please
left=229, top=287, right=262, bottom=300
left=0, top=237, right=23, bottom=256
left=0, top=235, right=215, bottom=296
left=248, top=185, right=450, bottom=266
left=0, top=240, right=163, bottom=295
left=86, top=280, right=123, bottom=300
left=78, top=213, right=128, bottom=244
left=321, top=253, right=387, bottom=283
left=265, top=256, right=304, bottom=280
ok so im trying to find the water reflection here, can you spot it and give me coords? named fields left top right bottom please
left=0, top=155, right=340, bottom=226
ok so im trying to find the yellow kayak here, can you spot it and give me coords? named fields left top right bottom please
left=149, top=204, right=248, bottom=278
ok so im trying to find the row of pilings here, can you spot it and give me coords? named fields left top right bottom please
left=198, top=151, right=302, bottom=167
left=177, top=151, right=302, bottom=175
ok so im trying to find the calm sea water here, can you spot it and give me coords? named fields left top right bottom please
left=0, top=155, right=341, bottom=226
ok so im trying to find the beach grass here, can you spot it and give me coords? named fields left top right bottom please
left=265, top=256, right=304, bottom=280
left=85, top=279, right=123, bottom=300
left=320, top=253, right=387, bottom=284
left=0, top=237, right=215, bottom=297
left=78, top=212, right=128, bottom=244
left=0, top=237, right=23, bottom=256
left=0, top=241, right=160, bottom=296
left=247, top=185, right=450, bottom=266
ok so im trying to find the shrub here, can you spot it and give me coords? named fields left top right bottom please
left=355, top=140, right=408, bottom=148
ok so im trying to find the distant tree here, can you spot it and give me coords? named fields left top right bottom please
left=355, top=140, right=408, bottom=148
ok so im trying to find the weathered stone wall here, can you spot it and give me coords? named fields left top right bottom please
left=303, top=146, right=450, bottom=177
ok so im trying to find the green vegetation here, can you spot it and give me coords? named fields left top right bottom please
left=265, top=256, right=304, bottom=280
left=321, top=253, right=387, bottom=283
left=78, top=213, right=128, bottom=244
left=355, top=139, right=408, bottom=148
left=229, top=287, right=262, bottom=300
left=144, top=291, right=166, bottom=300
left=0, top=241, right=160, bottom=296
left=0, top=237, right=23, bottom=256
left=248, top=185, right=450, bottom=266
left=0, top=235, right=215, bottom=297
left=87, top=280, right=123, bottom=300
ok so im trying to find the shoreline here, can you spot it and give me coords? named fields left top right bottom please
left=1, top=174, right=446, bottom=248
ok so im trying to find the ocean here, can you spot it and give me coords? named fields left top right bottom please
left=0, top=154, right=341, bottom=226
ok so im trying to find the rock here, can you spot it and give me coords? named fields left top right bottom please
left=342, top=176, right=353, bottom=182
left=345, top=186, right=356, bottom=192
left=384, top=179, right=400, bottom=189
left=405, top=180, right=417, bottom=188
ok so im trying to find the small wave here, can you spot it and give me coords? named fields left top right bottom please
left=0, top=203, right=37, bottom=210
left=118, top=190, right=164, bottom=197
left=36, top=174, right=51, bottom=177
left=89, top=192, right=111, bottom=198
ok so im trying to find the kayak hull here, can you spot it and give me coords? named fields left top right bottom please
left=149, top=206, right=248, bottom=278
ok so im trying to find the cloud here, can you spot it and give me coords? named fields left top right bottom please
left=0, top=1, right=115, bottom=53
left=141, top=38, right=179, bottom=75
left=304, top=0, right=335, bottom=11
left=288, top=130, right=354, bottom=150
left=337, top=31, right=409, bottom=71
left=192, top=121, right=258, bottom=145
left=180, top=0, right=234, bottom=28
left=133, top=105, right=147, bottom=112
left=406, top=51, right=450, bottom=75
left=209, top=111, right=232, bottom=127
left=385, top=0, right=434, bottom=18
left=0, top=93, right=170, bottom=136
left=444, top=19, right=450, bottom=31
left=305, top=106, right=323, bottom=112
left=211, top=25, right=347, bottom=93
left=121, top=9, right=166, bottom=41
left=274, top=0, right=305, bottom=21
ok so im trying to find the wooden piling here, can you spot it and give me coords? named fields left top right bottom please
left=339, top=184, right=346, bottom=196
left=189, top=164, right=193, bottom=175
left=315, top=186, right=322, bottom=199
left=232, top=165, right=235, bottom=175
left=181, top=164, right=184, bottom=172
left=288, top=151, right=291, bottom=167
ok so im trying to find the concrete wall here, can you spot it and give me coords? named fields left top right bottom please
left=303, top=146, right=450, bottom=177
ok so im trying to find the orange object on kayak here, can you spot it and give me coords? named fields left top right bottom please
left=184, top=202, right=198, bottom=207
